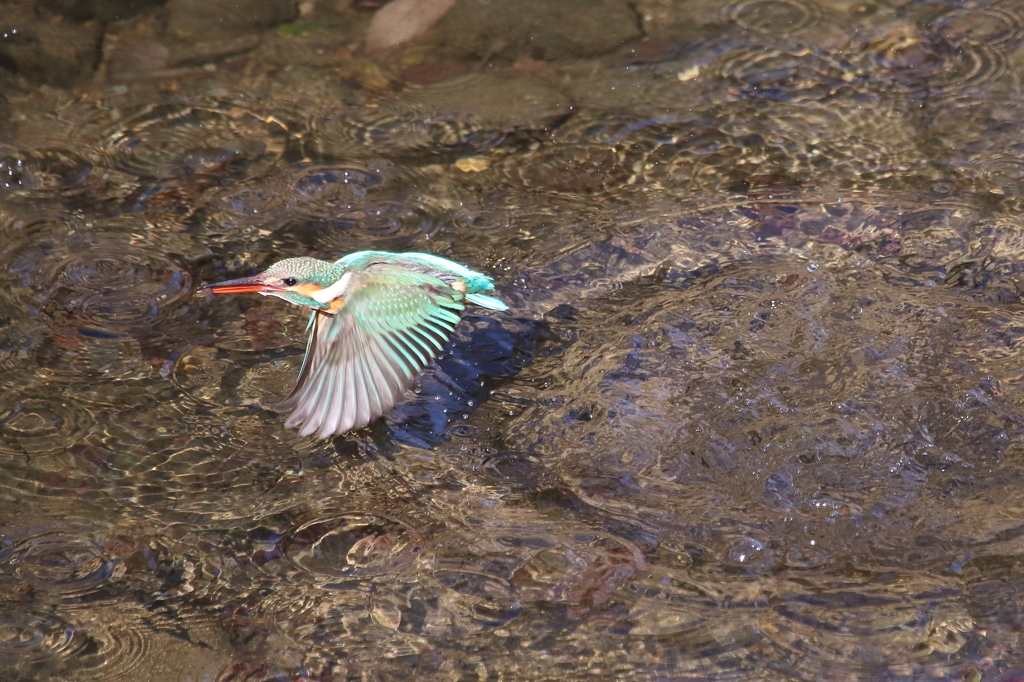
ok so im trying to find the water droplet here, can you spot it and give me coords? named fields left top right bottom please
left=727, top=537, right=765, bottom=564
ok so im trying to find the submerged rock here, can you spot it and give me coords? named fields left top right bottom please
left=36, top=0, right=168, bottom=25
left=0, top=18, right=102, bottom=87
left=420, top=0, right=641, bottom=61
left=164, top=0, right=297, bottom=42
left=503, top=257, right=1024, bottom=567
left=98, top=14, right=170, bottom=77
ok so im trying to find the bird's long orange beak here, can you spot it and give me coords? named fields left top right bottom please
left=201, top=275, right=285, bottom=294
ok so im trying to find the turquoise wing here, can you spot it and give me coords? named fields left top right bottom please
left=276, top=263, right=466, bottom=438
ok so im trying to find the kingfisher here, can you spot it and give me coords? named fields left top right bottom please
left=202, top=251, right=508, bottom=439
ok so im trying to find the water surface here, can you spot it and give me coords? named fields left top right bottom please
left=3, top=0, right=1024, bottom=679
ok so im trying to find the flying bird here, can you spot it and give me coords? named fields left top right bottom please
left=202, top=251, right=508, bottom=438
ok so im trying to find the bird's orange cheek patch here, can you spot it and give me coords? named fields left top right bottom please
left=293, top=283, right=324, bottom=299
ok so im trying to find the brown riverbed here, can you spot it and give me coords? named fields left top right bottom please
left=3, top=0, right=1024, bottom=679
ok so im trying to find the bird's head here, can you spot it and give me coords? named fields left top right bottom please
left=202, top=257, right=338, bottom=309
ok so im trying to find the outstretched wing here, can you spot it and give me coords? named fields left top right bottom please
left=276, top=263, right=466, bottom=438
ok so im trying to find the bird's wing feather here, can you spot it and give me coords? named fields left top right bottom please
left=276, top=263, right=466, bottom=438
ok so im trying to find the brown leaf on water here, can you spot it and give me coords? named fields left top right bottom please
left=363, top=0, right=456, bottom=54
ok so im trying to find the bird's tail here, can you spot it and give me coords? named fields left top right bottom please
left=466, top=293, right=509, bottom=311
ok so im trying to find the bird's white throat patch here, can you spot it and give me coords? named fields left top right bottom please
left=313, top=272, right=352, bottom=304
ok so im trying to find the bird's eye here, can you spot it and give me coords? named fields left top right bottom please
left=283, top=277, right=297, bottom=286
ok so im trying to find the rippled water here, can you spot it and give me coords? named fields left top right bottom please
left=4, top=0, right=1024, bottom=679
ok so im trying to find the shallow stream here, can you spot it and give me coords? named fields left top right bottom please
left=3, top=0, right=1024, bottom=679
